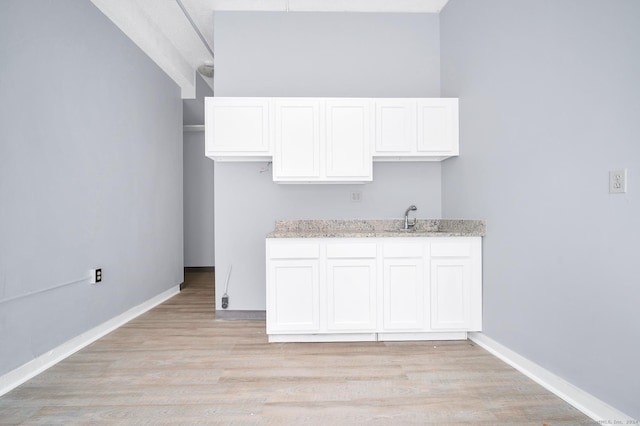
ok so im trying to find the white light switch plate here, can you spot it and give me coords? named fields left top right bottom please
left=609, top=169, right=627, bottom=194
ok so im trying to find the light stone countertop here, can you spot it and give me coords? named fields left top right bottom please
left=267, top=219, right=485, bottom=238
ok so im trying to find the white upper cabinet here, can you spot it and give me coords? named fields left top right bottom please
left=205, top=97, right=460, bottom=178
left=416, top=99, right=459, bottom=156
left=324, top=100, right=372, bottom=181
left=273, top=99, right=322, bottom=180
left=375, top=99, right=417, bottom=155
left=205, top=97, right=271, bottom=160
left=373, top=98, right=459, bottom=161
left=273, top=98, right=372, bottom=183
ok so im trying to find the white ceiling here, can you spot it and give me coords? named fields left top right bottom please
left=90, top=0, right=450, bottom=98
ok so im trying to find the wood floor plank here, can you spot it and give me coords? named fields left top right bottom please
left=0, top=270, right=597, bottom=425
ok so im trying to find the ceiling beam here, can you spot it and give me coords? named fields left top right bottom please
left=90, top=0, right=214, bottom=99
left=197, top=0, right=449, bottom=13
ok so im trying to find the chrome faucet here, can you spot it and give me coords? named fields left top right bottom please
left=404, top=205, right=417, bottom=230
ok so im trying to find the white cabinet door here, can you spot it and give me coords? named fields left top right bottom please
left=274, top=98, right=372, bottom=182
left=274, top=99, right=322, bottom=180
left=326, top=259, right=377, bottom=331
left=266, top=241, right=321, bottom=333
left=381, top=242, right=426, bottom=331
left=382, top=258, right=426, bottom=331
left=430, top=258, right=472, bottom=330
left=325, top=100, right=372, bottom=181
left=429, top=238, right=481, bottom=331
left=325, top=242, right=377, bottom=331
left=417, top=99, right=459, bottom=155
left=205, top=97, right=271, bottom=159
left=266, top=259, right=320, bottom=333
left=373, top=98, right=459, bottom=160
left=374, top=99, right=417, bottom=155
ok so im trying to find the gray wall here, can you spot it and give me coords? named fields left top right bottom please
left=184, top=73, right=214, bottom=126
left=213, top=12, right=442, bottom=310
left=0, top=0, right=183, bottom=376
left=441, top=0, right=640, bottom=418
left=184, top=130, right=215, bottom=267
left=183, top=73, right=215, bottom=267
left=215, top=163, right=441, bottom=309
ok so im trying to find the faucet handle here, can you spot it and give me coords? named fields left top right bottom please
left=403, top=205, right=418, bottom=230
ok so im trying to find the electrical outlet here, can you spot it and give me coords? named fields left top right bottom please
left=350, top=191, right=362, bottom=203
left=221, top=295, right=229, bottom=309
left=609, top=169, right=627, bottom=194
left=90, top=268, right=102, bottom=284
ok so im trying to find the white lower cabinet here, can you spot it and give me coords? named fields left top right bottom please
left=381, top=242, right=426, bottom=332
left=430, top=239, right=482, bottom=332
left=266, top=242, right=320, bottom=333
left=430, top=258, right=472, bottom=330
left=326, top=256, right=377, bottom=331
left=266, top=237, right=481, bottom=342
left=267, top=260, right=320, bottom=332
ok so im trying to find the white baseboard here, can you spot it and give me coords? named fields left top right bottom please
left=468, top=332, right=635, bottom=422
left=0, top=285, right=180, bottom=396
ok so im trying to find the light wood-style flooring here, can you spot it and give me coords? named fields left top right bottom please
left=0, top=270, right=596, bottom=425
